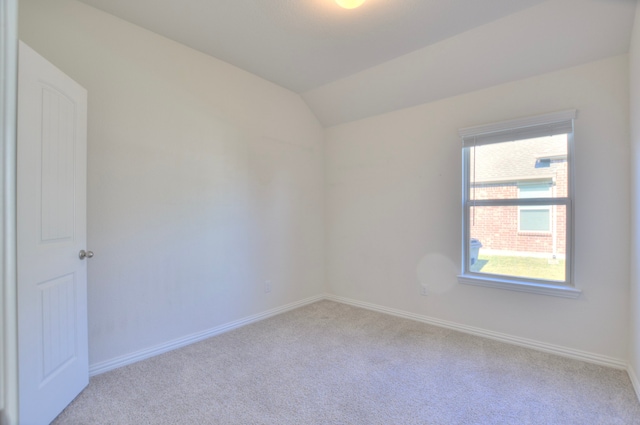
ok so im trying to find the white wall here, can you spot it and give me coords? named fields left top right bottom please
left=16, top=0, right=637, bottom=378
left=629, top=0, right=640, bottom=395
left=326, top=56, right=630, bottom=361
left=19, top=0, right=325, bottom=366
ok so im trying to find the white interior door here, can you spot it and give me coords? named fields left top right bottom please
left=17, top=41, right=89, bottom=425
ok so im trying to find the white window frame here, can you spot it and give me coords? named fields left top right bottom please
left=457, top=110, right=581, bottom=299
left=1, top=0, right=20, bottom=421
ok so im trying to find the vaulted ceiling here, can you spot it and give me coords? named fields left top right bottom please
left=77, top=0, right=637, bottom=126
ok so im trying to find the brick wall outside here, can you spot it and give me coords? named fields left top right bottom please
left=469, top=160, right=567, bottom=256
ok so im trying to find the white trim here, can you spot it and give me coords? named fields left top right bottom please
left=461, top=111, right=575, bottom=289
left=88, top=292, right=630, bottom=385
left=323, top=294, right=622, bottom=368
left=89, top=295, right=325, bottom=376
left=536, top=154, right=566, bottom=161
left=629, top=365, right=640, bottom=404
left=1, top=0, right=18, bottom=424
left=474, top=174, right=555, bottom=184
left=459, top=109, right=577, bottom=141
left=458, top=274, right=581, bottom=298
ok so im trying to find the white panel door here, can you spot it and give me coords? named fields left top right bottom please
left=17, top=41, right=89, bottom=425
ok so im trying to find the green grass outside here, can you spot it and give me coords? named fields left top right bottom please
left=470, top=254, right=565, bottom=281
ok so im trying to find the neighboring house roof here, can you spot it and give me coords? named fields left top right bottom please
left=471, top=135, right=567, bottom=183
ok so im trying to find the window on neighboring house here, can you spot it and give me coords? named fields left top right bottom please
left=457, top=110, right=580, bottom=298
left=518, top=182, right=552, bottom=232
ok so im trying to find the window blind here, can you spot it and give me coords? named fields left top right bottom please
left=459, top=110, right=576, bottom=148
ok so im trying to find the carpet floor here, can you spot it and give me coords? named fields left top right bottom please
left=52, top=300, right=640, bottom=424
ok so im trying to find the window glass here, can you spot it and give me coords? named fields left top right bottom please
left=519, top=208, right=550, bottom=231
left=465, top=134, right=570, bottom=285
left=469, top=205, right=567, bottom=282
left=469, top=135, right=567, bottom=201
left=518, top=182, right=552, bottom=198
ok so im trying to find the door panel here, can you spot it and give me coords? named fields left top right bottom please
left=40, top=85, right=76, bottom=243
left=17, top=41, right=89, bottom=425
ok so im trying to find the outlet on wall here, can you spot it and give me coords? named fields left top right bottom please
left=420, top=285, right=428, bottom=296
left=264, top=280, right=272, bottom=294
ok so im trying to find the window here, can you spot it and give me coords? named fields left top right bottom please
left=457, top=110, right=580, bottom=298
left=518, top=182, right=552, bottom=232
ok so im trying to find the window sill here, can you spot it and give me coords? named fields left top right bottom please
left=517, top=231, right=552, bottom=236
left=457, top=274, right=582, bottom=299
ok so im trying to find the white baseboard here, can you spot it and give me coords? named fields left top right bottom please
left=324, top=294, right=628, bottom=370
left=629, top=365, right=640, bottom=403
left=89, top=292, right=631, bottom=380
left=89, top=294, right=325, bottom=376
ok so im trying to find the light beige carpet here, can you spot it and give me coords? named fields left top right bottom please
left=53, top=300, right=640, bottom=424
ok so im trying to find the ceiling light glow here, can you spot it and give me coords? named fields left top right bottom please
left=335, top=0, right=366, bottom=9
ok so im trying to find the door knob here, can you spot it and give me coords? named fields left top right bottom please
left=79, top=250, right=94, bottom=260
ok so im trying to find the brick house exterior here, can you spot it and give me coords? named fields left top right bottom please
left=469, top=136, right=568, bottom=257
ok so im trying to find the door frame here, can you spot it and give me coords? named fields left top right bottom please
left=1, top=0, right=19, bottom=424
